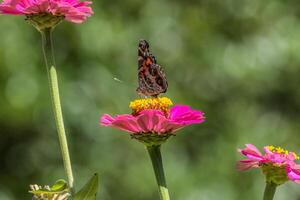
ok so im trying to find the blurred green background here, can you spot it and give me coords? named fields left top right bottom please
left=1, top=0, right=300, bottom=199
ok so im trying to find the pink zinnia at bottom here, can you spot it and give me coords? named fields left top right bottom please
left=237, top=144, right=300, bottom=184
left=0, top=0, right=93, bottom=23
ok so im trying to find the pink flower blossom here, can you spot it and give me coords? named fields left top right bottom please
left=237, top=144, right=300, bottom=184
left=0, top=0, right=93, bottom=23
left=100, top=105, right=205, bottom=134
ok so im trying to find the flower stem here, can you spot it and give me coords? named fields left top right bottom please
left=147, top=145, right=170, bottom=200
left=41, top=28, right=74, bottom=192
left=263, top=182, right=277, bottom=200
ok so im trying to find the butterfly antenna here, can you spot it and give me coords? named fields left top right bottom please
left=113, top=77, right=124, bottom=84
left=113, top=76, right=135, bottom=86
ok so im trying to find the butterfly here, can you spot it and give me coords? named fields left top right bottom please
left=136, top=39, right=168, bottom=97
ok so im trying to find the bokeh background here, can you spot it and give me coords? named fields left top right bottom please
left=1, top=0, right=300, bottom=199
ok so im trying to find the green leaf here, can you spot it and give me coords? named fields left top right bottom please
left=50, top=179, right=68, bottom=192
left=73, top=173, right=99, bottom=200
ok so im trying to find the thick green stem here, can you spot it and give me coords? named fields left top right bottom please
left=147, top=145, right=170, bottom=200
left=263, top=182, right=277, bottom=200
left=41, top=28, right=74, bottom=192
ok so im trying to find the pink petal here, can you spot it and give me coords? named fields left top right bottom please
left=153, top=117, right=178, bottom=134
left=263, top=146, right=273, bottom=155
left=100, top=114, right=141, bottom=133
left=136, top=110, right=165, bottom=133
left=160, top=120, right=185, bottom=133
left=135, top=109, right=196, bottom=134
left=287, top=152, right=297, bottom=161
left=239, top=144, right=264, bottom=161
left=169, top=105, right=205, bottom=125
left=100, top=114, right=115, bottom=125
left=236, top=160, right=260, bottom=171
left=111, top=118, right=140, bottom=133
left=0, top=5, right=22, bottom=14
left=287, top=164, right=300, bottom=183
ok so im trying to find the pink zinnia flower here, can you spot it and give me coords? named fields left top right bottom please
left=100, top=97, right=205, bottom=145
left=0, top=0, right=93, bottom=23
left=237, top=144, right=300, bottom=185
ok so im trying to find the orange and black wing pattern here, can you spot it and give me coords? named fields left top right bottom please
left=136, top=39, right=168, bottom=97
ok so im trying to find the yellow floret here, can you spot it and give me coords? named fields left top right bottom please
left=293, top=152, right=300, bottom=160
left=129, top=97, right=173, bottom=114
left=267, top=145, right=299, bottom=160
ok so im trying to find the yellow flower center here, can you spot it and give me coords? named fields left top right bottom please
left=129, top=97, right=173, bottom=114
left=266, top=145, right=299, bottom=160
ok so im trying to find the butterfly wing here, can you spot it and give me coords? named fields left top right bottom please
left=136, top=39, right=168, bottom=97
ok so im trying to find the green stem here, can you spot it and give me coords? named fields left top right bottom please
left=41, top=28, right=74, bottom=193
left=263, top=182, right=277, bottom=200
left=147, top=145, right=170, bottom=200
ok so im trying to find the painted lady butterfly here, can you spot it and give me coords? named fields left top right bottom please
left=136, top=39, right=168, bottom=97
